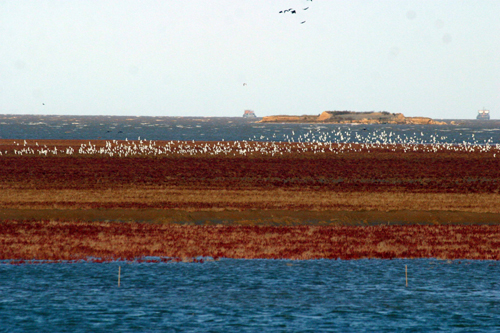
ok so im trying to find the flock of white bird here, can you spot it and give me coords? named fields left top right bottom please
left=3, top=129, right=500, bottom=157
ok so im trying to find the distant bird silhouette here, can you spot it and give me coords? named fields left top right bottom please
left=243, top=83, right=247, bottom=86
left=118, top=131, right=123, bottom=134
left=279, top=2, right=313, bottom=24
left=42, top=103, right=45, bottom=105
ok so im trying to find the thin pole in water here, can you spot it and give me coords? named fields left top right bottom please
left=405, top=265, right=408, bottom=287
left=118, top=266, right=121, bottom=287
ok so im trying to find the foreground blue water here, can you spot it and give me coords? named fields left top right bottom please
left=1, top=259, right=500, bottom=332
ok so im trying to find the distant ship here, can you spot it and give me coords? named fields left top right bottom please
left=477, top=108, right=490, bottom=120
left=243, top=110, right=257, bottom=118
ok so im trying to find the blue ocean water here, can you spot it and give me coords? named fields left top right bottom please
left=1, top=259, right=500, bottom=332
left=1, top=114, right=500, bottom=144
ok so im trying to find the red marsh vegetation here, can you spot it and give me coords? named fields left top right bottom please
left=2, top=140, right=500, bottom=261
left=2, top=221, right=500, bottom=261
left=0, top=140, right=499, bottom=214
left=1, top=140, right=498, bottom=194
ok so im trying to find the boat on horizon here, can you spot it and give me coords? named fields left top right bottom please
left=243, top=110, right=257, bottom=118
left=477, top=108, right=490, bottom=120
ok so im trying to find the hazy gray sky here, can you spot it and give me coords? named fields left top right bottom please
left=1, top=0, right=499, bottom=118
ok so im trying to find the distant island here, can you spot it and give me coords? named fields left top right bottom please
left=259, top=111, right=447, bottom=125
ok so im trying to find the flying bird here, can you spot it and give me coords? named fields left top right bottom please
left=243, top=83, right=247, bottom=86
left=279, top=3, right=313, bottom=24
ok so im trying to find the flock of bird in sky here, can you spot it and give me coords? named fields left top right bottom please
left=279, top=0, right=313, bottom=24
left=242, top=1, right=313, bottom=87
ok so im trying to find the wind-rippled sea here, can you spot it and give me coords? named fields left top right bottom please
left=2, top=115, right=500, bottom=331
left=1, top=259, right=500, bottom=332
left=1, top=114, right=500, bottom=144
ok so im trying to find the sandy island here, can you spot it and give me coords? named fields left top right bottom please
left=259, top=111, right=448, bottom=125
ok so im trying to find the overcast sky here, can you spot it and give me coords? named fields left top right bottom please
left=1, top=0, right=499, bottom=118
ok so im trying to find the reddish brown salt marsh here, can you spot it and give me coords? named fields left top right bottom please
left=1, top=139, right=500, bottom=261
left=2, top=221, right=500, bottom=261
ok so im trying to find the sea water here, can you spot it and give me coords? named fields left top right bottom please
left=1, top=259, right=500, bottom=332
left=1, top=114, right=500, bottom=145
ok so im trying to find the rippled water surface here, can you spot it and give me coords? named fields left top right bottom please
left=1, top=114, right=500, bottom=144
left=1, top=259, right=500, bottom=332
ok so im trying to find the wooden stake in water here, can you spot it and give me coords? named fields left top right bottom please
left=118, top=266, right=121, bottom=287
left=405, top=265, right=408, bottom=287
